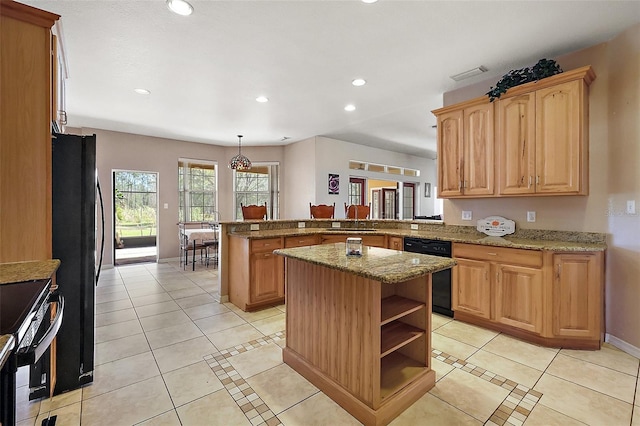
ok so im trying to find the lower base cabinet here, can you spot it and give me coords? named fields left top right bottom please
left=229, top=236, right=284, bottom=311
left=551, top=252, right=603, bottom=340
left=452, top=243, right=603, bottom=349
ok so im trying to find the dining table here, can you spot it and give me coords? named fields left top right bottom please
left=182, top=227, right=218, bottom=271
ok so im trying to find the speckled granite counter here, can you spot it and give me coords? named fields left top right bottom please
left=275, top=243, right=456, bottom=284
left=0, top=334, right=15, bottom=371
left=227, top=224, right=606, bottom=252
left=0, top=259, right=61, bottom=285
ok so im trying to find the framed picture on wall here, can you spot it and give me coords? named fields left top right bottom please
left=328, top=174, right=339, bottom=194
left=424, top=183, right=431, bottom=198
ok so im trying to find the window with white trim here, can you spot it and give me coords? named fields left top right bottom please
left=178, top=159, right=218, bottom=222
left=233, top=163, right=279, bottom=220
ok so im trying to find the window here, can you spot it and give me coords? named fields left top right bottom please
left=234, top=163, right=279, bottom=220
left=348, top=177, right=366, bottom=205
left=403, top=183, right=416, bottom=219
left=348, top=160, right=420, bottom=177
left=178, top=159, right=217, bottom=222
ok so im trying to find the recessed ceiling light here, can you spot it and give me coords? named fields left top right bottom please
left=344, top=104, right=356, bottom=112
left=134, top=88, right=151, bottom=95
left=256, top=96, right=269, bottom=103
left=352, top=78, right=366, bottom=87
left=362, top=0, right=378, bottom=3
left=166, top=0, right=193, bottom=16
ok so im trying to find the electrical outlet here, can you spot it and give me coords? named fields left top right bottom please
left=298, top=222, right=306, bottom=228
left=461, top=211, right=472, bottom=221
left=332, top=222, right=341, bottom=228
left=527, top=211, right=536, bottom=222
left=410, top=223, right=419, bottom=230
left=627, top=200, right=636, bottom=215
left=250, top=224, right=259, bottom=231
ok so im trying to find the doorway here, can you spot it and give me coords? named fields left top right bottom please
left=113, top=170, right=158, bottom=265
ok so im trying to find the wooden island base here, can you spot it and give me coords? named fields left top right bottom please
left=284, top=349, right=435, bottom=426
left=276, top=248, right=455, bottom=426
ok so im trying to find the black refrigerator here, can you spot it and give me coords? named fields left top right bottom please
left=35, top=132, right=101, bottom=397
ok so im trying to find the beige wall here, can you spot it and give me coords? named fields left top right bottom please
left=77, top=128, right=285, bottom=267
left=440, top=24, right=640, bottom=351
left=283, top=137, right=317, bottom=219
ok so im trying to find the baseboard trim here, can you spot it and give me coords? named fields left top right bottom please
left=605, top=333, right=640, bottom=359
left=219, top=295, right=229, bottom=303
left=159, top=257, right=180, bottom=263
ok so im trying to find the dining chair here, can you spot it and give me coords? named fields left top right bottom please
left=178, top=221, right=210, bottom=270
left=345, top=203, right=371, bottom=219
left=310, top=202, right=335, bottom=219
left=241, top=203, right=267, bottom=220
left=203, top=216, right=220, bottom=267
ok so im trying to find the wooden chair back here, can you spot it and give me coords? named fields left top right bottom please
left=310, top=203, right=335, bottom=219
left=345, top=203, right=371, bottom=219
left=241, top=203, right=267, bottom=220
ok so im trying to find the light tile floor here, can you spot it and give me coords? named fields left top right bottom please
left=14, top=262, right=640, bottom=426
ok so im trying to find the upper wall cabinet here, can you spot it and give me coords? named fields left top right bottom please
left=498, top=67, right=594, bottom=195
left=434, top=99, right=494, bottom=198
left=0, top=0, right=59, bottom=262
left=434, top=65, right=595, bottom=199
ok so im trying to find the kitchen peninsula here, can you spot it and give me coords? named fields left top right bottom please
left=219, top=219, right=607, bottom=350
left=274, top=243, right=456, bottom=426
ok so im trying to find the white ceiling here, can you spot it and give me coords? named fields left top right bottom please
left=25, top=0, right=640, bottom=158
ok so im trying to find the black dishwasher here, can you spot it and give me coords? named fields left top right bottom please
left=404, top=237, right=453, bottom=317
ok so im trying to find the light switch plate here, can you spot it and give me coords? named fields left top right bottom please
left=462, top=211, right=472, bottom=221
left=298, top=222, right=306, bottom=228
left=163, top=203, right=168, bottom=209
left=627, top=200, right=636, bottom=215
left=332, top=222, right=341, bottom=228
left=527, top=211, right=536, bottom=222
left=250, top=224, right=259, bottom=231
left=410, top=223, right=419, bottom=230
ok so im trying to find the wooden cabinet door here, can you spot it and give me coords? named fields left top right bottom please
left=452, top=258, right=491, bottom=319
left=551, top=253, right=601, bottom=339
left=250, top=252, right=283, bottom=302
left=463, top=102, right=494, bottom=196
left=535, top=80, right=584, bottom=194
left=494, top=264, right=542, bottom=333
left=388, top=236, right=403, bottom=251
left=437, top=109, right=464, bottom=197
left=497, top=94, right=536, bottom=195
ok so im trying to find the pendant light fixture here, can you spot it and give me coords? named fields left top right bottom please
left=228, top=135, right=252, bottom=170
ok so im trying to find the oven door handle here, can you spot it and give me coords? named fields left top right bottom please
left=33, top=295, right=64, bottom=363
left=18, top=295, right=65, bottom=366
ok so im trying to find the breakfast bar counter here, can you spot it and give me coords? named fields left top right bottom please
left=274, top=243, right=456, bottom=426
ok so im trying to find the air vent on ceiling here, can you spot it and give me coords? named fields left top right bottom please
left=450, top=66, right=488, bottom=82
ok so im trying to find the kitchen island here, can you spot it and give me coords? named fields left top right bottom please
left=274, top=243, right=456, bottom=426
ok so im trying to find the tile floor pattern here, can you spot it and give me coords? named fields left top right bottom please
left=13, top=261, right=640, bottom=426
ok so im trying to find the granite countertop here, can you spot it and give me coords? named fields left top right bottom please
left=228, top=227, right=606, bottom=252
left=0, top=259, right=61, bottom=285
left=0, top=334, right=15, bottom=371
left=274, top=243, right=457, bottom=284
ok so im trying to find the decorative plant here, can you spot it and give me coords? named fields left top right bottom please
left=486, top=58, right=563, bottom=102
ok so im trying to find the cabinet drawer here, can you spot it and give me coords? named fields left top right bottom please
left=251, top=238, right=282, bottom=252
left=453, top=243, right=542, bottom=267
left=285, top=235, right=319, bottom=248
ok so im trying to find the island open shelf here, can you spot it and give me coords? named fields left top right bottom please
left=275, top=243, right=456, bottom=426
